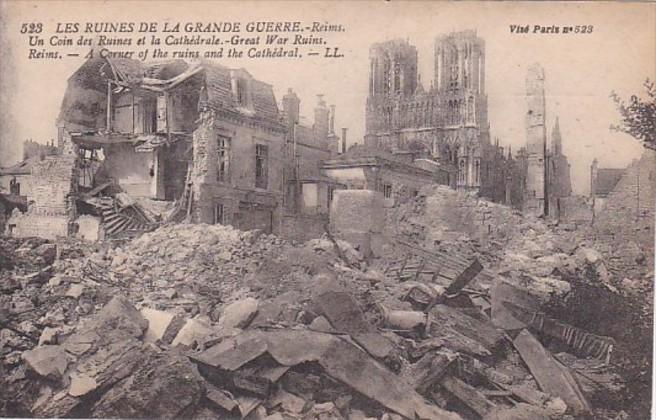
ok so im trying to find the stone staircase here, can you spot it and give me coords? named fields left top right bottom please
left=98, top=198, right=153, bottom=238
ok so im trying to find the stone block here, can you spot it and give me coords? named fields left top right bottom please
left=87, top=295, right=148, bottom=338
left=141, top=308, right=177, bottom=343
left=75, top=215, right=102, bottom=241
left=91, top=351, right=204, bottom=418
left=576, top=247, right=602, bottom=265
left=22, top=345, right=69, bottom=381
left=337, top=231, right=372, bottom=260
left=68, top=373, right=97, bottom=397
left=219, top=297, right=259, bottom=329
left=171, top=318, right=212, bottom=347
left=330, top=190, right=384, bottom=235
left=65, top=284, right=85, bottom=298
left=38, top=327, right=61, bottom=346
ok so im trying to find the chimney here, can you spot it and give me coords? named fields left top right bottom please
left=329, top=105, right=336, bottom=134
left=282, top=88, right=300, bottom=127
left=341, top=128, right=347, bottom=154
left=314, top=94, right=329, bottom=141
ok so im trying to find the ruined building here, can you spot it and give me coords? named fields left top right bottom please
left=6, top=53, right=342, bottom=240
left=590, top=159, right=625, bottom=215
left=0, top=139, right=61, bottom=202
left=520, top=63, right=572, bottom=218
left=6, top=155, right=78, bottom=238
left=22, top=139, right=59, bottom=161
left=0, top=139, right=60, bottom=235
left=59, top=56, right=290, bottom=235
left=364, top=31, right=511, bottom=198
left=591, top=151, right=655, bottom=225
left=280, top=89, right=344, bottom=240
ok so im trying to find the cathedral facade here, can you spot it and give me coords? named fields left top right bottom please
left=364, top=30, right=502, bottom=195
left=363, top=31, right=571, bottom=216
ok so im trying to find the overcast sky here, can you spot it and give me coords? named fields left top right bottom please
left=1, top=1, right=654, bottom=194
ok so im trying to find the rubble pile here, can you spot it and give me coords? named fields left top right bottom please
left=0, top=185, right=652, bottom=419
left=105, top=223, right=286, bottom=306
left=386, top=185, right=652, bottom=418
left=388, top=185, right=524, bottom=248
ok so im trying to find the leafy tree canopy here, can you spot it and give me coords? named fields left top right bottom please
left=610, top=79, right=656, bottom=150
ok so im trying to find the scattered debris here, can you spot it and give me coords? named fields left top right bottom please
left=0, top=184, right=651, bottom=419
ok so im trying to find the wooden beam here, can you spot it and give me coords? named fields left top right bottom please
left=165, top=92, right=171, bottom=143
left=441, top=375, right=496, bottom=417
left=411, top=352, right=455, bottom=395
left=131, top=92, right=135, bottom=134
left=513, top=329, right=591, bottom=415
left=106, top=80, right=112, bottom=132
left=445, top=258, right=483, bottom=295
left=428, top=305, right=505, bottom=354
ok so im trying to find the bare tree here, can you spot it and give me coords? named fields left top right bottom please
left=610, top=79, right=656, bottom=150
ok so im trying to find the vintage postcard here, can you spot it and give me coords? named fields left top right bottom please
left=0, top=1, right=654, bottom=419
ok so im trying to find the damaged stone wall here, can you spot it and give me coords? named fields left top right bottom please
left=388, top=184, right=525, bottom=245
left=597, top=150, right=655, bottom=224
left=191, top=110, right=284, bottom=233
left=559, top=195, right=593, bottom=226
left=0, top=174, right=33, bottom=201
left=293, top=142, right=332, bottom=182
left=330, top=189, right=385, bottom=258
left=96, top=144, right=162, bottom=199
left=594, top=150, right=656, bottom=250
left=9, top=155, right=78, bottom=239
left=75, top=215, right=103, bottom=241
left=374, top=167, right=428, bottom=205
left=322, top=164, right=435, bottom=207
left=281, top=213, right=327, bottom=242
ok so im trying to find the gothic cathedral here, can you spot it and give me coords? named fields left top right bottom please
left=364, top=30, right=495, bottom=193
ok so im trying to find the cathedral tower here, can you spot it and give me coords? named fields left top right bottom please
left=524, top=63, right=547, bottom=216
left=551, top=116, right=562, bottom=155
left=434, top=30, right=489, bottom=191
left=434, top=30, right=487, bottom=128
left=365, top=39, right=418, bottom=142
left=546, top=116, right=572, bottom=218
left=363, top=31, right=493, bottom=195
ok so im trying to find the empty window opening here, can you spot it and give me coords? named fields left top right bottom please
left=255, top=144, right=268, bottom=189
left=383, top=184, right=393, bottom=199
left=214, top=203, right=225, bottom=225
left=217, top=136, right=230, bottom=182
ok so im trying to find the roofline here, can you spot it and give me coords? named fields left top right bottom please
left=322, top=156, right=444, bottom=178
left=0, top=169, right=31, bottom=176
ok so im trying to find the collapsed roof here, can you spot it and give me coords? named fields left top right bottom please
left=58, top=55, right=282, bottom=133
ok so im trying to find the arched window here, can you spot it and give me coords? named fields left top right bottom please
left=369, top=59, right=375, bottom=95
left=459, top=159, right=466, bottom=183
left=475, top=159, right=480, bottom=184
left=393, top=61, right=401, bottom=94
left=383, top=58, right=391, bottom=95
left=448, top=100, right=455, bottom=125
left=468, top=97, right=474, bottom=122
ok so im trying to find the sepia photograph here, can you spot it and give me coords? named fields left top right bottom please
left=0, top=1, right=654, bottom=419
